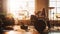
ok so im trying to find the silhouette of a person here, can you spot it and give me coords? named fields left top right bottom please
left=30, top=15, right=46, bottom=34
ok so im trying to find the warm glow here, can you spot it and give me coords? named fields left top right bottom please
left=13, top=25, right=20, bottom=30
left=7, top=0, right=35, bottom=20
left=8, top=31, right=15, bottom=34
left=5, top=31, right=32, bottom=34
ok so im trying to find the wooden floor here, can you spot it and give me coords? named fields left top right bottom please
left=3, top=25, right=40, bottom=34
left=2, top=25, right=57, bottom=34
left=2, top=25, right=55, bottom=34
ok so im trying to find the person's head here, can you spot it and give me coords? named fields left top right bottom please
left=30, top=15, right=38, bottom=21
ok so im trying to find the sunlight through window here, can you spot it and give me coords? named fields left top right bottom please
left=49, top=0, right=60, bottom=20
left=7, top=0, right=35, bottom=20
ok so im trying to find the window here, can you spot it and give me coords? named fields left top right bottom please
left=6, top=0, right=35, bottom=20
left=49, top=0, right=60, bottom=20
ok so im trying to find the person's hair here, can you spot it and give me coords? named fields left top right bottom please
left=30, top=15, right=38, bottom=21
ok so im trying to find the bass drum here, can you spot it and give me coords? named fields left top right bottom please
left=34, top=19, right=46, bottom=32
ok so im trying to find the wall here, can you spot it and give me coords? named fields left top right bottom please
left=0, top=0, right=3, bottom=15
left=35, top=0, right=49, bottom=17
left=0, top=0, right=6, bottom=15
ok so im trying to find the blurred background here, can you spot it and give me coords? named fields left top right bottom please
left=0, top=0, right=60, bottom=34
